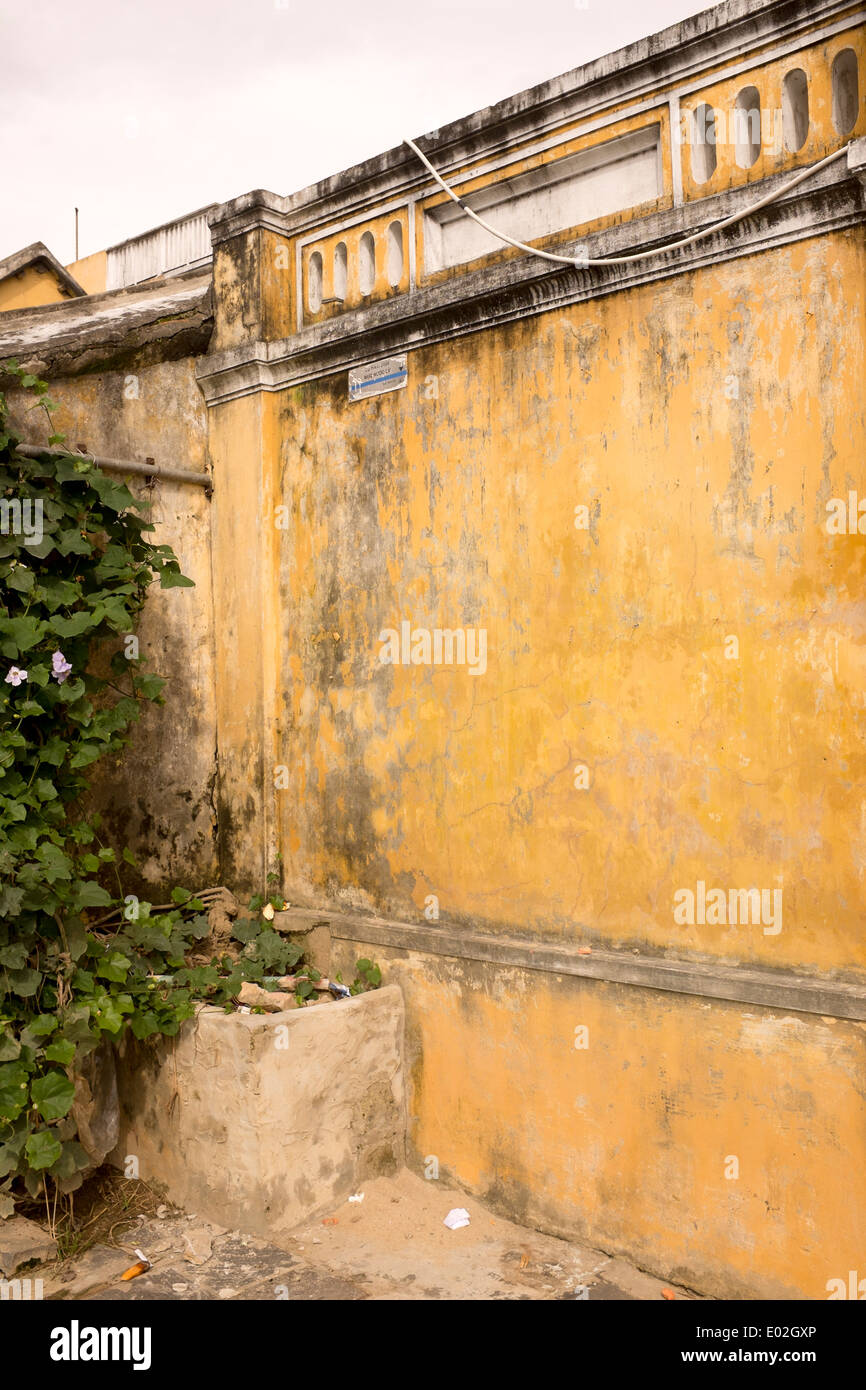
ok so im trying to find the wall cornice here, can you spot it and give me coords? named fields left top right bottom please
left=197, top=155, right=865, bottom=406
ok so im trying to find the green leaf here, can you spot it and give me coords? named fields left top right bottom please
left=134, top=671, right=165, bottom=699
left=0, top=1062, right=29, bottom=1121
left=70, top=880, right=111, bottom=909
left=130, top=1010, right=160, bottom=1040
left=0, top=885, right=24, bottom=916
left=64, top=918, right=87, bottom=961
left=6, top=567, right=34, bottom=593
left=89, top=475, right=136, bottom=512
left=39, top=736, right=68, bottom=766
left=0, top=615, right=46, bottom=653
left=6, top=967, right=41, bottom=997
left=231, top=919, right=260, bottom=944
left=96, top=951, right=130, bottom=983
left=50, top=611, right=94, bottom=638
left=44, top=1039, right=76, bottom=1065
left=0, top=944, right=28, bottom=969
left=92, top=993, right=132, bottom=1032
left=0, top=1131, right=26, bottom=1177
left=159, top=566, right=194, bottom=589
left=24, top=1130, right=63, bottom=1171
left=58, top=1004, right=95, bottom=1043
left=48, top=1138, right=89, bottom=1179
left=55, top=529, right=91, bottom=557
left=35, top=842, right=73, bottom=881
left=24, top=1014, right=57, bottom=1037
left=69, top=744, right=103, bottom=770
left=30, top=1070, right=75, bottom=1121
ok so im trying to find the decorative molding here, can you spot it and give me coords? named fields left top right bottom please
left=197, top=158, right=865, bottom=405
left=281, top=908, right=866, bottom=1021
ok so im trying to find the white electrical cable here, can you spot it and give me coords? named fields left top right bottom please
left=403, top=135, right=852, bottom=269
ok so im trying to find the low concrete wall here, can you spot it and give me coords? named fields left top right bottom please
left=111, top=986, right=406, bottom=1240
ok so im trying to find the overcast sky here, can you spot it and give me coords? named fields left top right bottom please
left=1, top=0, right=714, bottom=265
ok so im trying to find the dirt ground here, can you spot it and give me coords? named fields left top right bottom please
left=32, top=1169, right=702, bottom=1301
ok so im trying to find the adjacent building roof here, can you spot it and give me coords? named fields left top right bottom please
left=0, top=242, right=86, bottom=299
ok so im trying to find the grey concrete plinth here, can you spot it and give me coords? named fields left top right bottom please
left=110, top=986, right=405, bottom=1242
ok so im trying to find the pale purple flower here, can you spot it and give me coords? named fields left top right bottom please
left=51, top=651, right=72, bottom=684
left=4, top=667, right=28, bottom=687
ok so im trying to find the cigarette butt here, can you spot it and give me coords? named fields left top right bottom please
left=121, top=1259, right=150, bottom=1281
left=662, top=1288, right=676, bottom=1300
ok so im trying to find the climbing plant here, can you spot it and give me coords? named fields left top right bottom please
left=0, top=365, right=381, bottom=1219
left=0, top=363, right=204, bottom=1212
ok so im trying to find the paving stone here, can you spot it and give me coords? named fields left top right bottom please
left=43, top=1243, right=132, bottom=1299
left=0, top=1216, right=56, bottom=1277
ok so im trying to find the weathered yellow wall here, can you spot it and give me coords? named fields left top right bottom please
left=269, top=230, right=866, bottom=978
left=330, top=937, right=866, bottom=1299
left=11, top=9, right=858, bottom=1296
left=208, top=225, right=865, bottom=1297
left=0, top=265, right=70, bottom=312
left=208, top=390, right=272, bottom=889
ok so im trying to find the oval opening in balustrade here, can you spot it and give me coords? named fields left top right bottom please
left=782, top=69, right=809, bottom=152
left=308, top=251, right=323, bottom=313
left=690, top=103, right=718, bottom=184
left=832, top=49, right=859, bottom=136
left=386, top=221, right=404, bottom=288
left=334, top=242, right=348, bottom=301
left=734, top=86, right=761, bottom=168
left=359, top=231, right=375, bottom=296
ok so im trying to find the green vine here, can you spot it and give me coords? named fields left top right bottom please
left=0, top=366, right=379, bottom=1222
left=0, top=363, right=204, bottom=1214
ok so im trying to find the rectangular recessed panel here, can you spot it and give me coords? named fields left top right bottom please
left=423, top=125, right=662, bottom=274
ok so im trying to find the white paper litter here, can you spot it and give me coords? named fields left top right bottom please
left=348, top=1193, right=365, bottom=1203
left=443, top=1208, right=471, bottom=1230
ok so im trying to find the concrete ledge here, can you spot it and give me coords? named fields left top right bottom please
left=111, top=985, right=406, bottom=1240
left=281, top=908, right=866, bottom=1021
left=0, top=268, right=213, bottom=379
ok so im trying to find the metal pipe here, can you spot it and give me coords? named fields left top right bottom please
left=15, top=443, right=211, bottom=491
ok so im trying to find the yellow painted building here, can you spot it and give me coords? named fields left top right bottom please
left=0, top=242, right=85, bottom=312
